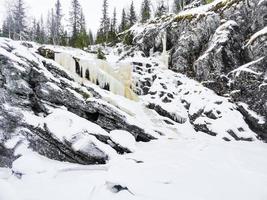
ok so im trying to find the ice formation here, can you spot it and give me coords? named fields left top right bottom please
left=160, top=31, right=169, bottom=68
left=54, top=52, right=138, bottom=100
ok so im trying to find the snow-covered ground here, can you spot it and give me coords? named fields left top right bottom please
left=1, top=134, right=267, bottom=200
left=0, top=36, right=267, bottom=200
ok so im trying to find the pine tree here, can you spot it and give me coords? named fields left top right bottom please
left=75, top=9, right=90, bottom=48
left=69, top=0, right=81, bottom=46
left=111, top=8, right=117, bottom=33
left=107, top=8, right=117, bottom=42
left=50, top=9, right=56, bottom=44
left=35, top=22, right=41, bottom=43
left=39, top=16, right=46, bottom=43
left=2, top=20, right=10, bottom=38
left=119, top=8, right=128, bottom=32
left=30, top=18, right=37, bottom=41
left=140, top=0, right=151, bottom=23
left=54, top=0, right=63, bottom=45
left=97, top=0, right=109, bottom=43
left=88, top=29, right=94, bottom=45
left=2, top=15, right=14, bottom=38
left=46, top=10, right=52, bottom=43
left=128, top=1, right=137, bottom=27
left=10, top=0, right=27, bottom=40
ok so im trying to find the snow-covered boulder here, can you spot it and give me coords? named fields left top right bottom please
left=110, top=130, right=136, bottom=153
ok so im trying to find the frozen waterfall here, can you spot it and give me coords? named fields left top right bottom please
left=54, top=52, right=138, bottom=101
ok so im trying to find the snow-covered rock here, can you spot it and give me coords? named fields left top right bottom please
left=110, top=130, right=136, bottom=153
left=122, top=0, right=267, bottom=140
left=0, top=38, right=159, bottom=167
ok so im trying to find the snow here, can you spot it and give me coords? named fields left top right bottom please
left=175, top=0, right=225, bottom=18
left=246, top=26, right=267, bottom=46
left=1, top=135, right=267, bottom=200
left=258, top=0, right=265, bottom=5
left=110, top=130, right=136, bottom=152
left=230, top=57, right=264, bottom=77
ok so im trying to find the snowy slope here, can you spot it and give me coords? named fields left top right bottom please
left=1, top=135, right=267, bottom=200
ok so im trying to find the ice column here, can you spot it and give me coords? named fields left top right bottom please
left=161, top=31, right=169, bottom=69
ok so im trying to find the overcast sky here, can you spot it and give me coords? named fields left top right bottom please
left=0, top=0, right=156, bottom=34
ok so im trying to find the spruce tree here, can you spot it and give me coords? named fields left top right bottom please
left=2, top=20, right=10, bottom=38
left=88, top=29, right=94, bottom=45
left=69, top=0, right=81, bottom=46
left=2, top=14, right=14, bottom=39
left=54, top=0, right=63, bottom=45
left=39, top=16, right=46, bottom=44
left=76, top=9, right=89, bottom=48
left=97, top=0, right=109, bottom=43
left=30, top=18, right=37, bottom=41
left=13, top=0, right=27, bottom=40
left=128, top=1, right=137, bottom=27
left=108, top=8, right=117, bottom=42
left=119, top=8, right=128, bottom=32
left=111, top=8, right=117, bottom=33
left=140, top=0, right=151, bottom=23
left=50, top=9, right=56, bottom=44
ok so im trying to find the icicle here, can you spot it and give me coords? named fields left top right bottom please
left=54, top=52, right=138, bottom=101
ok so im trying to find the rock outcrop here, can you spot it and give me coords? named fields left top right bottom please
left=123, top=0, right=267, bottom=140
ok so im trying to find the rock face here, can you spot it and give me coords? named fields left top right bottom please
left=126, top=0, right=267, bottom=140
left=0, top=38, right=157, bottom=167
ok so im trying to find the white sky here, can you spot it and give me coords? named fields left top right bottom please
left=0, top=0, right=152, bottom=34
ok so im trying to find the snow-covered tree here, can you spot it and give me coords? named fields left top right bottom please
left=140, top=0, right=151, bottom=23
